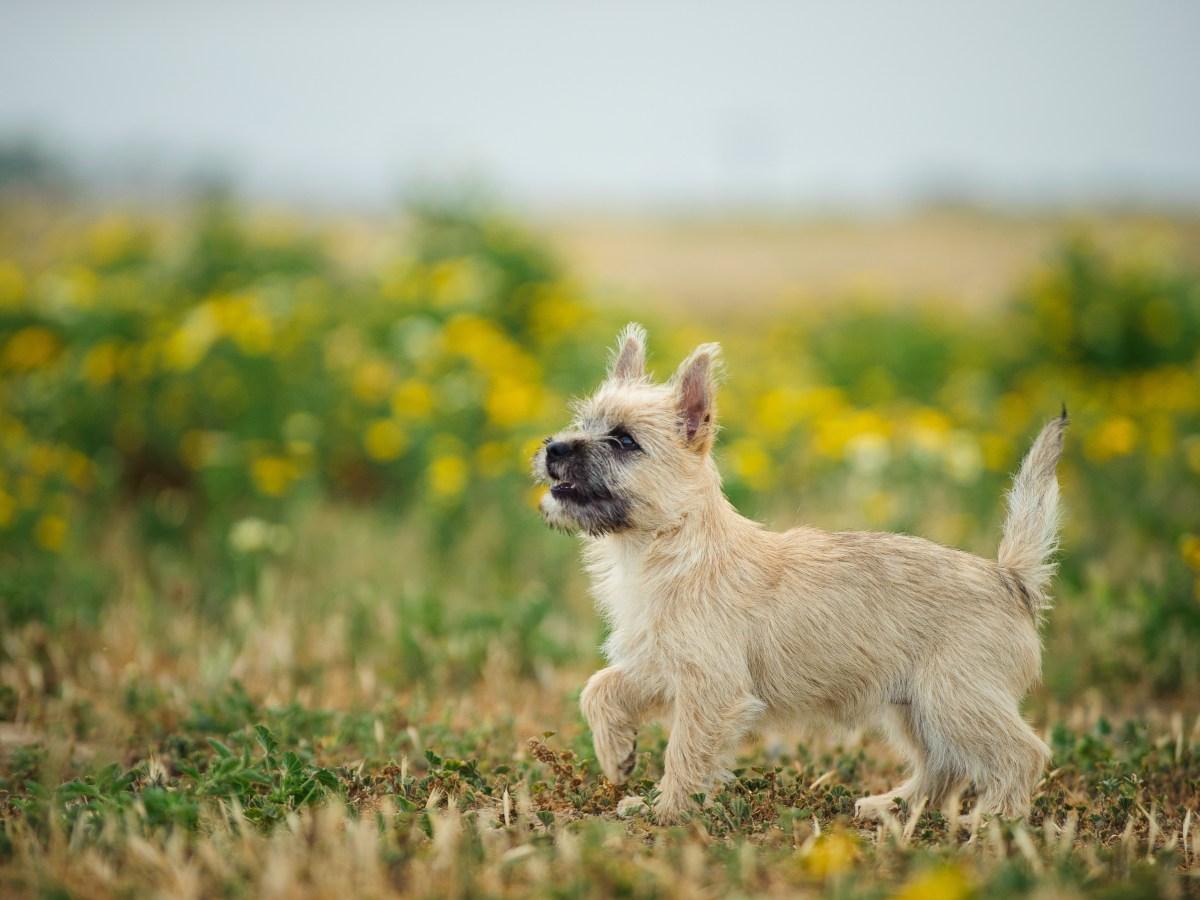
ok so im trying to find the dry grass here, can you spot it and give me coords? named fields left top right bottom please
left=540, top=209, right=1200, bottom=313
left=2, top=506, right=1198, bottom=899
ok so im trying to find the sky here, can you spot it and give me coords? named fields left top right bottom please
left=2, top=0, right=1199, bottom=211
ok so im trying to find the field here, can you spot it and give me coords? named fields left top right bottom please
left=1, top=194, right=1199, bottom=897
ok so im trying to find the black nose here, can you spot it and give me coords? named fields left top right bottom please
left=546, top=441, right=572, bottom=459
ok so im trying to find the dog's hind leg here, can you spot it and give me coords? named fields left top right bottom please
left=906, top=678, right=1049, bottom=822
left=966, top=706, right=1050, bottom=820
left=855, top=703, right=965, bottom=821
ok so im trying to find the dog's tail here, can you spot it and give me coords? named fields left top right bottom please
left=997, top=407, right=1068, bottom=614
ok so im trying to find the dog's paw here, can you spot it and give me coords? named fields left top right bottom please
left=595, top=730, right=638, bottom=785
left=853, top=793, right=899, bottom=822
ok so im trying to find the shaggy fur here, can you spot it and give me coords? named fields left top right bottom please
left=533, top=324, right=1067, bottom=823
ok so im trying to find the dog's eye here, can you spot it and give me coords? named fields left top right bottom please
left=607, top=429, right=640, bottom=452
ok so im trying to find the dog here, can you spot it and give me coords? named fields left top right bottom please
left=533, top=324, right=1066, bottom=824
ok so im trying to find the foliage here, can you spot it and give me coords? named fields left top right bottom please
left=1, top=197, right=1199, bottom=895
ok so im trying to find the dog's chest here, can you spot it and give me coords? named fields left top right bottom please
left=586, top=543, right=668, bottom=667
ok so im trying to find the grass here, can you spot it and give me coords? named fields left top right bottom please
left=1, top=505, right=1198, bottom=898
left=2, top=196, right=1200, bottom=896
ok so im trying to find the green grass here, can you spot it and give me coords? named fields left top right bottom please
left=1, top=505, right=1198, bottom=898
left=2, top=198, right=1200, bottom=896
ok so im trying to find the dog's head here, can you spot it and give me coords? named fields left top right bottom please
left=533, top=323, right=722, bottom=536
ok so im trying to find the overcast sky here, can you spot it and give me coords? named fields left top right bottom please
left=2, top=0, right=1198, bottom=210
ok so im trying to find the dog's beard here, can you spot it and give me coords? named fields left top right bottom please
left=538, top=454, right=632, bottom=535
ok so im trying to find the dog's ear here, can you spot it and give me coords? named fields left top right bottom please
left=608, top=322, right=647, bottom=382
left=671, top=343, right=720, bottom=452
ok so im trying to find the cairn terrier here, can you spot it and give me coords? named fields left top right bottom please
left=533, top=324, right=1067, bottom=823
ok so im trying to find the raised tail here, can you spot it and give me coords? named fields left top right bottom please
left=997, top=407, right=1069, bottom=614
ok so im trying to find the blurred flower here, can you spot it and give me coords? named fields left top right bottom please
left=80, top=341, right=121, bottom=386
left=33, top=514, right=67, bottom=552
left=944, top=431, right=983, bottom=484
left=363, top=419, right=408, bottom=463
left=251, top=456, right=297, bottom=497
left=3, top=326, right=61, bottom=371
left=803, top=831, right=858, bottom=877
left=228, top=517, right=291, bottom=555
left=0, top=260, right=26, bottom=307
left=1181, top=535, right=1200, bottom=571
left=475, top=440, right=511, bottom=478
left=1088, top=416, right=1138, bottom=461
left=353, top=359, right=395, bottom=404
left=392, top=379, right=435, bottom=419
left=728, top=438, right=774, bottom=491
left=895, top=864, right=972, bottom=900
left=486, top=374, right=540, bottom=429
left=429, top=453, right=468, bottom=498
left=163, top=306, right=218, bottom=371
left=846, top=432, right=891, bottom=476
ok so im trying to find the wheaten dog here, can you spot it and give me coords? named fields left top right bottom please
left=533, top=324, right=1067, bottom=823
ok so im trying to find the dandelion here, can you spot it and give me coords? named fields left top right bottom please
left=0, top=259, right=26, bottom=307
left=803, top=831, right=858, bottom=877
left=251, top=456, right=296, bottom=497
left=163, top=306, right=218, bottom=371
left=429, top=454, right=469, bottom=498
left=475, top=441, right=511, bottom=478
left=895, top=864, right=972, bottom=900
left=80, top=341, right=120, bottom=386
left=363, top=419, right=408, bottom=463
left=485, top=375, right=540, bottom=428
left=1181, top=535, right=1200, bottom=571
left=391, top=379, right=434, bottom=419
left=33, top=514, right=68, bottom=552
left=1089, top=416, right=1138, bottom=461
left=728, top=438, right=775, bottom=491
left=3, top=326, right=61, bottom=371
left=352, top=360, right=395, bottom=405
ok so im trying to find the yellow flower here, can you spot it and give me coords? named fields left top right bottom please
left=895, top=864, right=972, bottom=900
left=34, top=514, right=68, bottom=552
left=232, top=309, right=273, bottom=355
left=81, top=341, right=121, bottom=386
left=485, top=374, right=540, bottom=428
left=429, top=454, right=468, bottom=498
left=163, top=307, right=218, bottom=371
left=87, top=216, right=139, bottom=266
left=429, top=257, right=485, bottom=308
left=251, top=456, right=296, bottom=497
left=352, top=360, right=395, bottom=404
left=475, top=440, right=511, bottom=478
left=363, top=419, right=408, bottom=463
left=3, top=326, right=61, bottom=371
left=1088, top=416, right=1138, bottom=461
left=391, top=379, right=434, bottom=419
left=728, top=438, right=774, bottom=491
left=1181, top=535, right=1200, bottom=571
left=803, top=832, right=858, bottom=877
left=64, top=451, right=94, bottom=490
left=0, top=259, right=26, bottom=307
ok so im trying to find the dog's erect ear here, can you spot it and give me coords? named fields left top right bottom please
left=671, top=343, right=720, bottom=451
left=608, top=323, right=647, bottom=382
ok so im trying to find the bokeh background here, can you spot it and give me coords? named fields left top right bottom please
left=2, top=3, right=1200, bottom=894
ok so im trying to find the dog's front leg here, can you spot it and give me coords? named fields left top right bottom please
left=650, top=677, right=766, bottom=823
left=580, top=667, right=655, bottom=785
